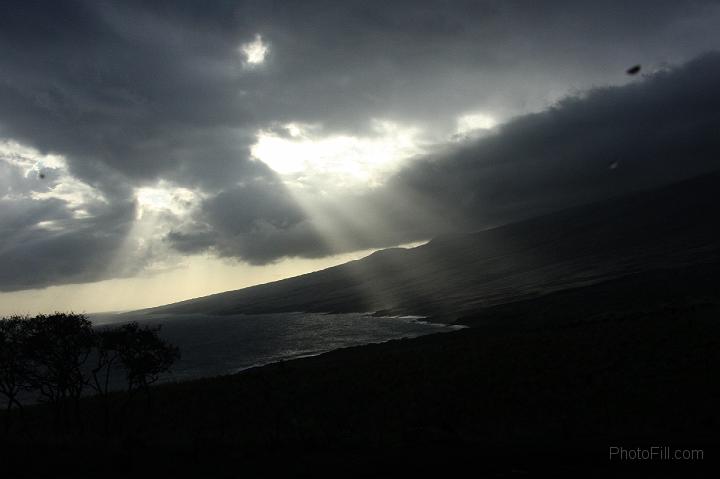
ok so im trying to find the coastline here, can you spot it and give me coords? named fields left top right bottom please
left=87, top=311, right=461, bottom=386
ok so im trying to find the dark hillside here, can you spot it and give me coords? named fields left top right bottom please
left=147, top=172, right=720, bottom=321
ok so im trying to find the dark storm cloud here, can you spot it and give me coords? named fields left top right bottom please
left=1, top=0, right=720, bottom=289
left=0, top=196, right=137, bottom=291
left=172, top=52, right=720, bottom=262
left=2, top=0, right=719, bottom=186
left=238, top=0, right=720, bottom=134
left=0, top=0, right=271, bottom=190
left=384, top=52, right=720, bottom=233
left=167, top=178, right=328, bottom=264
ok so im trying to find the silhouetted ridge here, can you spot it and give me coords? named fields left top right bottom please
left=145, top=172, right=720, bottom=321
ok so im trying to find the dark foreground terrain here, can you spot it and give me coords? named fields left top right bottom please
left=4, top=174, right=720, bottom=477
left=2, top=260, right=720, bottom=477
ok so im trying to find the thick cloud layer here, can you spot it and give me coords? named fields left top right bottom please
left=171, top=53, right=720, bottom=261
left=3, top=0, right=719, bottom=185
left=388, top=52, right=720, bottom=230
left=0, top=198, right=136, bottom=291
left=1, top=1, right=720, bottom=291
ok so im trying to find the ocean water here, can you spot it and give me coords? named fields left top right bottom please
left=90, top=312, right=462, bottom=383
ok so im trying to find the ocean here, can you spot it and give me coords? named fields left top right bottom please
left=90, top=312, right=463, bottom=384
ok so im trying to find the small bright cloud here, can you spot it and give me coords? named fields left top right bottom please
left=31, top=179, right=107, bottom=213
left=34, top=220, right=65, bottom=232
left=239, top=34, right=269, bottom=66
left=456, top=112, right=497, bottom=135
left=251, top=121, right=422, bottom=188
left=134, top=182, right=201, bottom=220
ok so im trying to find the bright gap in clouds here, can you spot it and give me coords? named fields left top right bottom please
left=456, top=112, right=497, bottom=135
left=251, top=121, right=422, bottom=188
left=134, top=182, right=201, bottom=220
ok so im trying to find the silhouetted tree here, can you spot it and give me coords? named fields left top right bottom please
left=116, top=322, right=179, bottom=401
left=89, top=326, right=125, bottom=434
left=25, top=313, right=95, bottom=431
left=0, top=316, right=33, bottom=432
left=1, top=313, right=180, bottom=437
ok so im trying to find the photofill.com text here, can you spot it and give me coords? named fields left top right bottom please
left=609, top=446, right=704, bottom=461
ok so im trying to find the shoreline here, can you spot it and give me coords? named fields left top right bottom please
left=85, top=310, right=462, bottom=388
left=165, top=313, right=464, bottom=382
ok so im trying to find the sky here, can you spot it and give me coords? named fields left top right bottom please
left=1, top=0, right=720, bottom=315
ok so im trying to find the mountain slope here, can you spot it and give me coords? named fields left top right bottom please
left=146, top=172, right=720, bottom=321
